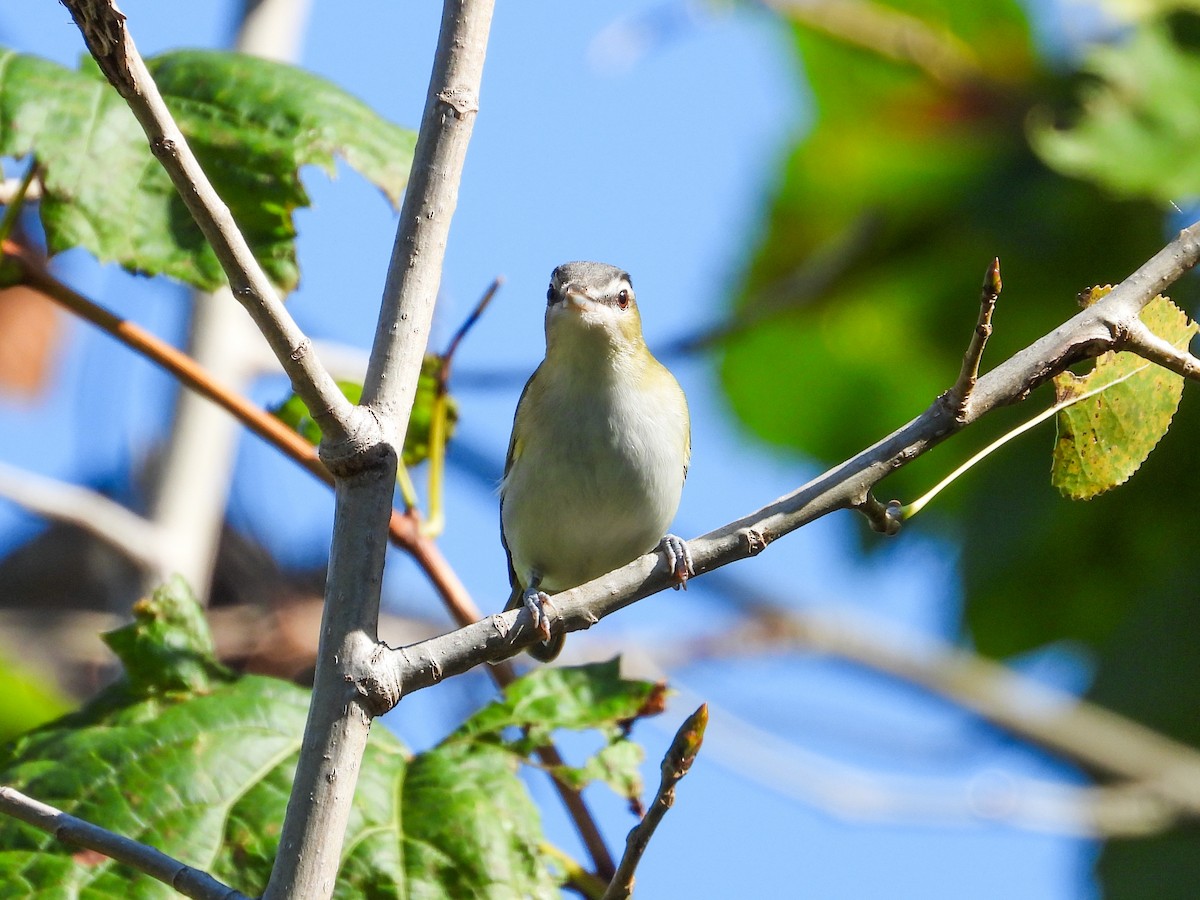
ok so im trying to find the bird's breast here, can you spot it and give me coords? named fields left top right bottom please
left=501, top=369, right=687, bottom=593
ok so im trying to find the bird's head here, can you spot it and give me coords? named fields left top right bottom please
left=544, top=261, right=645, bottom=360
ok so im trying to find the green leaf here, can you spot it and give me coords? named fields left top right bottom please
left=450, top=660, right=664, bottom=806
left=1030, top=16, right=1200, bottom=206
left=0, top=580, right=559, bottom=899
left=1051, top=289, right=1197, bottom=500
left=454, top=658, right=665, bottom=748
left=0, top=48, right=415, bottom=291
left=274, top=379, right=364, bottom=446
left=549, top=740, right=645, bottom=805
left=272, top=357, right=457, bottom=466
left=100, top=575, right=232, bottom=696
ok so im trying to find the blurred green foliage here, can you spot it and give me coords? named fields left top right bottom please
left=0, top=654, right=68, bottom=744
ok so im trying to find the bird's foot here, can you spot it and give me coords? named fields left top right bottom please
left=522, top=586, right=556, bottom=643
left=660, top=534, right=694, bottom=590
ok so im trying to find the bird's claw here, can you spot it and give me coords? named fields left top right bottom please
left=660, top=534, right=694, bottom=590
left=522, top=587, right=556, bottom=643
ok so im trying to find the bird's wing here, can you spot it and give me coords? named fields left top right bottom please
left=499, top=366, right=541, bottom=595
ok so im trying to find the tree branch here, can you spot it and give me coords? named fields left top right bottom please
left=945, top=257, right=1001, bottom=421
left=647, top=674, right=1178, bottom=837
left=375, top=219, right=1200, bottom=697
left=263, top=3, right=495, bottom=898
left=770, top=609, right=1200, bottom=817
left=3, top=240, right=331, bottom=486
left=1120, top=317, right=1200, bottom=381
left=0, top=786, right=249, bottom=900
left=361, top=1, right=492, bottom=445
left=58, top=0, right=364, bottom=455
left=602, top=705, right=707, bottom=900
left=0, top=461, right=165, bottom=574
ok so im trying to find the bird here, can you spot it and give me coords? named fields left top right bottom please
left=500, top=261, right=692, bottom=661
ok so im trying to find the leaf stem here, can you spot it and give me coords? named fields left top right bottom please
left=0, top=161, right=37, bottom=249
left=903, top=359, right=1154, bottom=519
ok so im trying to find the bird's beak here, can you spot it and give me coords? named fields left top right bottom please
left=562, top=285, right=594, bottom=311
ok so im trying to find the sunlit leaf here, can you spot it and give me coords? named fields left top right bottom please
left=1051, top=289, right=1197, bottom=499
left=0, top=48, right=415, bottom=291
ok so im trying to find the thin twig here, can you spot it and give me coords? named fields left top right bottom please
left=946, top=257, right=1001, bottom=421
left=377, top=219, right=1200, bottom=694
left=0, top=786, right=250, bottom=900
left=1121, top=317, right=1200, bottom=381
left=439, top=276, right=503, bottom=387
left=601, top=705, right=707, bottom=900
left=0, top=162, right=38, bottom=247
left=663, top=213, right=881, bottom=356
left=422, top=278, right=503, bottom=537
left=59, top=0, right=361, bottom=451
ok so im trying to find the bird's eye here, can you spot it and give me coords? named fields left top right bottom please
left=546, top=286, right=556, bottom=304
left=616, top=289, right=630, bottom=309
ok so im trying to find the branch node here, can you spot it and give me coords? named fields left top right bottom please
left=436, top=87, right=479, bottom=117
left=356, top=645, right=404, bottom=717
left=856, top=494, right=903, bottom=535
left=742, top=527, right=769, bottom=556
left=317, top=408, right=391, bottom=479
left=489, top=612, right=512, bottom=640
left=289, top=337, right=312, bottom=362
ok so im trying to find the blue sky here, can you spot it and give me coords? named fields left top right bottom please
left=1, top=2, right=1098, bottom=897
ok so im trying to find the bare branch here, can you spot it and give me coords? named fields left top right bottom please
left=0, top=461, right=165, bottom=574
left=375, top=219, right=1200, bottom=696
left=1121, top=317, right=1200, bottom=381
left=602, top=705, right=707, bottom=900
left=945, top=257, right=1001, bottom=421
left=657, top=678, right=1176, bottom=837
left=361, top=0, right=493, bottom=446
left=774, top=609, right=1200, bottom=817
left=0, top=786, right=250, bottom=900
left=144, top=0, right=317, bottom=599
left=264, top=3, right=496, bottom=898
left=58, top=0, right=364, bottom=454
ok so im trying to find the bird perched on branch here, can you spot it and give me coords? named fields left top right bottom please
left=500, top=261, right=692, bottom=661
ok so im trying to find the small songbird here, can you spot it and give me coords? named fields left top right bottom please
left=500, top=261, right=692, bottom=661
